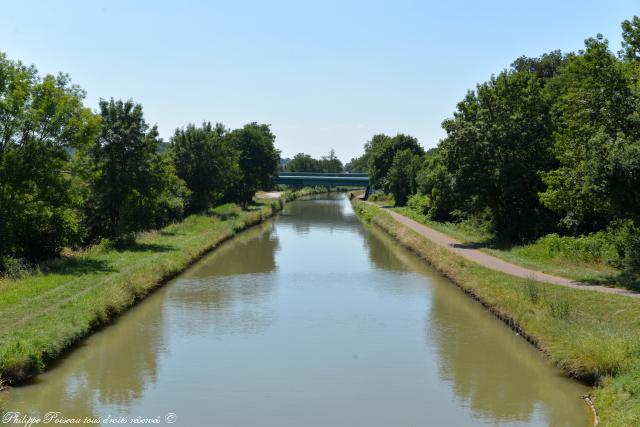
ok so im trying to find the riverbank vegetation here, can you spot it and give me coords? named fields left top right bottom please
left=0, top=51, right=285, bottom=383
left=350, top=16, right=640, bottom=290
left=353, top=199, right=640, bottom=426
left=0, top=200, right=281, bottom=384
left=0, top=52, right=280, bottom=276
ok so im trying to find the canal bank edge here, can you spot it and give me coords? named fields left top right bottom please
left=351, top=197, right=640, bottom=427
left=0, top=188, right=321, bottom=387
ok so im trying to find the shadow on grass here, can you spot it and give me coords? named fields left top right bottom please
left=44, top=257, right=116, bottom=275
left=115, top=242, right=176, bottom=253
left=582, top=274, right=640, bottom=292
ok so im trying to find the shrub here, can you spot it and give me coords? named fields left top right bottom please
left=0, top=256, right=29, bottom=279
left=407, top=193, right=431, bottom=215
left=524, top=232, right=619, bottom=265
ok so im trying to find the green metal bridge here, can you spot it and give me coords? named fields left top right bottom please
left=275, top=172, right=371, bottom=198
left=275, top=172, right=369, bottom=187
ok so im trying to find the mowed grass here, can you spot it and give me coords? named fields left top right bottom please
left=0, top=199, right=282, bottom=384
left=354, top=200, right=640, bottom=426
left=393, top=206, right=621, bottom=284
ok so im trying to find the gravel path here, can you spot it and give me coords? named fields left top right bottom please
left=385, top=208, right=640, bottom=299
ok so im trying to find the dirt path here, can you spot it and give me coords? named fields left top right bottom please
left=256, top=191, right=282, bottom=199
left=384, top=208, right=640, bottom=299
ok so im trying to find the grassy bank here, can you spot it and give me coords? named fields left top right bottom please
left=353, top=199, right=640, bottom=426
left=392, top=205, right=624, bottom=286
left=281, top=186, right=359, bottom=202
left=0, top=198, right=284, bottom=385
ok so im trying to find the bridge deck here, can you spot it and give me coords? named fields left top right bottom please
left=276, top=172, right=369, bottom=187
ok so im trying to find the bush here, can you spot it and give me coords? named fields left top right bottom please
left=0, top=256, right=30, bottom=279
left=525, top=232, right=619, bottom=264
left=209, top=203, right=242, bottom=220
left=407, top=193, right=431, bottom=215
left=610, top=220, right=640, bottom=277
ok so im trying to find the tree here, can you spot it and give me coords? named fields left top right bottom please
left=437, top=61, right=560, bottom=240
left=540, top=36, right=639, bottom=233
left=319, top=149, right=343, bottom=172
left=620, top=16, right=640, bottom=61
left=0, top=53, right=100, bottom=261
left=286, top=153, right=320, bottom=172
left=88, top=99, right=187, bottom=241
left=226, top=123, right=280, bottom=206
left=368, top=134, right=423, bottom=189
left=387, top=149, right=422, bottom=206
left=345, top=142, right=371, bottom=173
left=171, top=122, right=239, bottom=213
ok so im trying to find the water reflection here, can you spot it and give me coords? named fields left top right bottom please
left=6, top=278, right=167, bottom=418
left=1, top=195, right=590, bottom=426
left=426, top=279, right=589, bottom=425
left=166, top=221, right=279, bottom=336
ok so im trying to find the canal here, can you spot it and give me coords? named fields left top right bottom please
left=2, top=194, right=591, bottom=426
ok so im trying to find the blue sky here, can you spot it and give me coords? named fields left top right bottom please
left=1, top=0, right=639, bottom=161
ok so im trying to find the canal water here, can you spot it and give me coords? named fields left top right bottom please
left=2, top=195, right=590, bottom=426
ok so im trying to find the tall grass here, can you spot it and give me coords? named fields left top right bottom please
left=353, top=199, right=640, bottom=426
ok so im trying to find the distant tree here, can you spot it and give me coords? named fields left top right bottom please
left=88, top=99, right=187, bottom=241
left=345, top=142, right=372, bottom=173
left=286, top=153, right=320, bottom=172
left=368, top=134, right=423, bottom=189
left=226, top=123, right=280, bottom=206
left=0, top=53, right=100, bottom=260
left=386, top=149, right=422, bottom=206
left=319, top=149, right=343, bottom=172
left=171, top=122, right=239, bottom=213
left=286, top=149, right=343, bottom=173
left=416, top=148, right=457, bottom=220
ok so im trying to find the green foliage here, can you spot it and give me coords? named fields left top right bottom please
left=406, top=193, right=430, bottom=214
left=0, top=256, right=29, bottom=279
left=344, top=150, right=369, bottom=173
left=285, top=149, right=343, bottom=172
left=620, top=16, right=640, bottom=61
left=386, top=149, right=422, bottom=205
left=435, top=55, right=561, bottom=240
left=524, top=232, right=619, bottom=265
left=171, top=122, right=240, bottom=213
left=226, top=123, right=280, bottom=207
left=540, top=36, right=639, bottom=233
left=0, top=52, right=100, bottom=261
left=368, top=134, right=424, bottom=190
left=87, top=99, right=188, bottom=240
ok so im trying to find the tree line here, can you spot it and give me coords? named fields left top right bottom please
left=283, top=149, right=343, bottom=173
left=350, top=16, right=640, bottom=276
left=0, top=52, right=279, bottom=270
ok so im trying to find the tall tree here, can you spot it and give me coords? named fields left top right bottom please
left=386, top=149, right=422, bottom=206
left=171, top=122, right=239, bottom=213
left=368, top=134, right=423, bottom=189
left=88, top=99, right=187, bottom=240
left=438, top=61, right=560, bottom=240
left=226, top=123, right=280, bottom=206
left=540, top=36, right=639, bottom=232
left=0, top=53, right=99, bottom=260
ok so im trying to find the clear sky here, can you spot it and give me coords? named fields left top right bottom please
left=1, top=0, right=639, bottom=161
